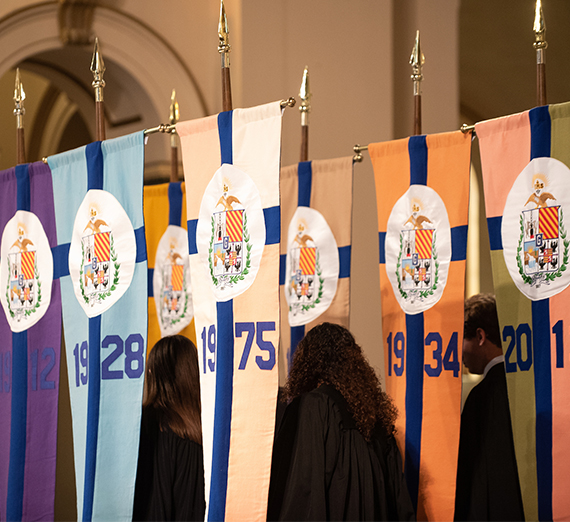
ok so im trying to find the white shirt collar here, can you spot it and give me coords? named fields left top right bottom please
left=483, top=355, right=504, bottom=378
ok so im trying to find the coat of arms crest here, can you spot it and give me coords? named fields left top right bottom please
left=6, top=223, right=41, bottom=321
left=287, top=219, right=324, bottom=316
left=396, top=198, right=439, bottom=303
left=79, top=204, right=119, bottom=306
left=208, top=179, right=251, bottom=289
left=158, top=236, right=190, bottom=329
left=516, top=173, right=569, bottom=287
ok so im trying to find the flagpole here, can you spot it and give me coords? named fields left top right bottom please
left=14, top=68, right=26, bottom=165
left=169, top=89, right=180, bottom=182
left=91, top=37, right=106, bottom=141
left=299, top=66, right=311, bottom=162
left=534, top=0, right=547, bottom=106
left=219, top=0, right=232, bottom=112
left=410, top=30, right=425, bottom=136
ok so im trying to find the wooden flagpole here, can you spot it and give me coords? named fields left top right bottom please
left=219, top=0, right=233, bottom=112
left=299, top=66, right=311, bottom=162
left=410, top=30, right=425, bottom=136
left=14, top=68, right=26, bottom=165
left=169, top=89, right=180, bottom=182
left=534, top=0, right=547, bottom=106
left=91, top=37, right=106, bottom=141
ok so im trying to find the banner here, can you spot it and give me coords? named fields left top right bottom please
left=476, top=101, right=570, bottom=522
left=0, top=162, right=62, bottom=521
left=177, top=101, right=281, bottom=521
left=48, top=132, right=147, bottom=521
left=279, top=157, right=353, bottom=373
left=370, top=131, right=471, bottom=521
left=144, top=182, right=195, bottom=350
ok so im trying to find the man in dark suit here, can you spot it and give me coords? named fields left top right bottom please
left=454, top=294, right=525, bottom=521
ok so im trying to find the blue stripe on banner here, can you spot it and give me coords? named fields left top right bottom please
left=338, top=245, right=351, bottom=278
left=487, top=216, right=503, bottom=251
left=6, top=332, right=27, bottom=522
left=279, top=254, right=286, bottom=286
left=15, top=164, right=30, bottom=211
left=409, top=136, right=428, bottom=186
left=297, top=161, right=312, bottom=207
left=264, top=206, right=280, bottom=245
left=52, top=243, right=70, bottom=279
left=168, top=182, right=183, bottom=227
left=187, top=219, right=198, bottom=255
left=83, top=315, right=102, bottom=522
left=379, top=232, right=386, bottom=264
left=450, top=225, right=468, bottom=262
left=218, top=111, right=233, bottom=164
left=148, top=268, right=154, bottom=298
left=529, top=106, right=552, bottom=159
left=86, top=142, right=103, bottom=190
left=289, top=326, right=305, bottom=371
left=209, top=301, right=234, bottom=522
left=404, top=312, right=424, bottom=512
left=532, top=299, right=553, bottom=521
left=134, top=226, right=147, bottom=263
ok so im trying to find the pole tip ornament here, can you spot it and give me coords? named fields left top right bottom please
left=169, top=89, right=180, bottom=125
left=410, top=30, right=425, bottom=90
left=218, top=1, right=231, bottom=54
left=533, top=0, right=547, bottom=51
left=90, top=37, right=106, bottom=102
left=13, top=68, right=26, bottom=127
left=299, top=66, right=311, bottom=125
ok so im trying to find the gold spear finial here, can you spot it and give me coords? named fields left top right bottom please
left=169, top=88, right=180, bottom=147
left=410, top=30, right=425, bottom=96
left=218, top=0, right=230, bottom=67
left=299, top=66, right=311, bottom=126
left=13, top=68, right=26, bottom=129
left=90, top=37, right=106, bottom=102
left=533, top=0, right=547, bottom=54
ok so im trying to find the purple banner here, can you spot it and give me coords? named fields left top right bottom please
left=0, top=162, right=61, bottom=521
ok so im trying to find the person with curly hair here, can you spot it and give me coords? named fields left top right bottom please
left=267, top=322, right=414, bottom=521
left=132, top=335, right=206, bottom=521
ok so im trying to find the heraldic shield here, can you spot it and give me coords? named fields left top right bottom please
left=8, top=249, right=37, bottom=319
left=212, top=208, right=246, bottom=280
left=289, top=246, right=319, bottom=307
left=399, top=228, right=436, bottom=293
left=81, top=230, right=113, bottom=304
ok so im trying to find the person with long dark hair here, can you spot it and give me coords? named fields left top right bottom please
left=133, top=335, right=205, bottom=521
left=267, top=322, right=414, bottom=521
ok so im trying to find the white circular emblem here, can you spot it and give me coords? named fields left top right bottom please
left=385, top=185, right=451, bottom=315
left=285, top=207, right=339, bottom=326
left=502, top=157, right=570, bottom=300
left=0, top=211, right=53, bottom=332
left=154, top=225, right=193, bottom=336
left=69, top=189, right=136, bottom=317
left=196, top=163, right=265, bottom=302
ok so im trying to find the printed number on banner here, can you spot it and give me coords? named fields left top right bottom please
left=30, top=348, right=56, bottom=391
left=201, top=322, right=277, bottom=373
left=73, top=334, right=145, bottom=387
left=0, top=352, right=11, bottom=393
left=503, top=320, right=566, bottom=372
left=386, top=331, right=460, bottom=378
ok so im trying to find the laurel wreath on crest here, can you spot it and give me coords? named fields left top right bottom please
left=5, top=254, right=42, bottom=319
left=516, top=209, right=569, bottom=285
left=79, top=234, right=120, bottom=304
left=396, top=230, right=439, bottom=300
left=208, top=211, right=251, bottom=287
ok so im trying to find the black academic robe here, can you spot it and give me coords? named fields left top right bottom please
left=454, top=362, right=525, bottom=521
left=268, top=384, right=415, bottom=521
left=133, top=407, right=206, bottom=521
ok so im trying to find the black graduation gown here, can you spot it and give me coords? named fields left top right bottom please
left=454, top=363, right=525, bottom=521
left=268, top=384, right=415, bottom=521
left=133, top=407, right=206, bottom=521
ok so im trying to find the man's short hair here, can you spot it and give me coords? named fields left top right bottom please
left=464, top=293, right=502, bottom=348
